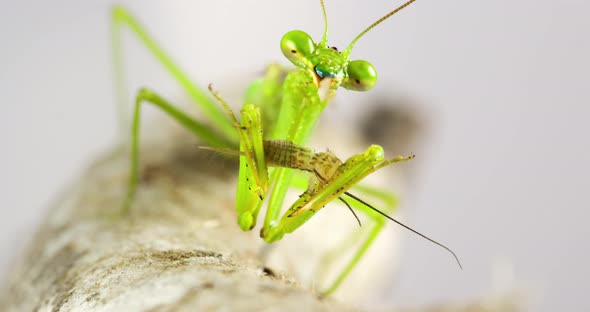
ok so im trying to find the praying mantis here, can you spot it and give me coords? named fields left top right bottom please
left=112, top=0, right=461, bottom=297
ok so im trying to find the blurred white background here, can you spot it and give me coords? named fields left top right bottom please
left=1, top=0, right=589, bottom=310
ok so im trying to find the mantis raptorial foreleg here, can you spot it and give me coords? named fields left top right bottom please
left=208, top=85, right=271, bottom=230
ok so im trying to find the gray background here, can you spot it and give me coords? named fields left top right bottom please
left=1, top=0, right=588, bottom=310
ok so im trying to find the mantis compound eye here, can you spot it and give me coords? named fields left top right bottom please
left=342, top=60, right=378, bottom=91
left=280, top=30, right=315, bottom=68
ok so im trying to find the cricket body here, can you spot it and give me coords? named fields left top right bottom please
left=112, top=0, right=460, bottom=297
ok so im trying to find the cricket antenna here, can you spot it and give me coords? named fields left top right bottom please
left=343, top=0, right=417, bottom=58
left=338, top=196, right=362, bottom=227
left=319, top=0, right=329, bottom=47
left=344, top=191, right=463, bottom=269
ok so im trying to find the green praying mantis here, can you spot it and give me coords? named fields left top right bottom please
left=112, top=0, right=461, bottom=297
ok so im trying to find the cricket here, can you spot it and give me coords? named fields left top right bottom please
left=111, top=0, right=461, bottom=296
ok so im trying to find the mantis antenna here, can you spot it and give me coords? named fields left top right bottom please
left=344, top=191, right=463, bottom=269
left=318, top=0, right=329, bottom=47
left=343, top=0, right=417, bottom=58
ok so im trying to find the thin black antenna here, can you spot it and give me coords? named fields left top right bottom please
left=338, top=196, right=362, bottom=227
left=344, top=191, right=463, bottom=269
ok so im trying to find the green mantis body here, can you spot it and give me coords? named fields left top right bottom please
left=112, top=0, right=460, bottom=296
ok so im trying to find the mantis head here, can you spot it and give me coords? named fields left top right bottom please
left=280, top=0, right=417, bottom=93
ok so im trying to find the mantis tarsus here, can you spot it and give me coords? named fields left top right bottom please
left=112, top=0, right=461, bottom=297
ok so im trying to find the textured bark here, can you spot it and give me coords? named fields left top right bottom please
left=0, top=129, right=356, bottom=312
left=0, top=127, right=522, bottom=311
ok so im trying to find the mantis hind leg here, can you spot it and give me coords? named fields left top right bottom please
left=316, top=185, right=398, bottom=297
left=122, top=88, right=234, bottom=214
left=111, top=6, right=237, bottom=142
